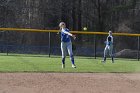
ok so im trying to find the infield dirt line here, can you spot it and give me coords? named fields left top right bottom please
left=0, top=73, right=140, bottom=93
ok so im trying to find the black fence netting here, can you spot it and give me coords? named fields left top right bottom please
left=0, top=30, right=139, bottom=60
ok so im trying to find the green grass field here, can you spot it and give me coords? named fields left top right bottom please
left=0, top=54, right=140, bottom=73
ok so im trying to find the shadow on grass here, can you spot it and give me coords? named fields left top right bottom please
left=0, top=53, right=139, bottom=61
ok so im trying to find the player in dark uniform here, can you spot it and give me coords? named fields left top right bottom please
left=102, top=31, right=114, bottom=63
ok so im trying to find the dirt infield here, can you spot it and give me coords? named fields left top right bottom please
left=0, top=73, right=140, bottom=93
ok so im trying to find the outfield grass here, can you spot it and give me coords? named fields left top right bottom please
left=0, top=54, right=140, bottom=73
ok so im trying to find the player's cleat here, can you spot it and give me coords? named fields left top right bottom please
left=62, top=64, right=65, bottom=69
left=72, top=64, right=76, bottom=68
left=112, top=60, right=114, bottom=63
left=101, top=60, right=106, bottom=63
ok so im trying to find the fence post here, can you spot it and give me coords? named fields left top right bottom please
left=94, top=34, right=96, bottom=59
left=48, top=32, right=51, bottom=57
left=5, top=31, right=8, bottom=56
left=138, top=36, right=140, bottom=61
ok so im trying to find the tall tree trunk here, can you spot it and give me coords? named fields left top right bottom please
left=97, top=0, right=103, bottom=31
left=61, top=1, right=69, bottom=27
left=72, top=0, right=76, bottom=31
left=78, top=0, right=82, bottom=31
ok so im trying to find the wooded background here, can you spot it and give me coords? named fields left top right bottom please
left=0, top=0, right=140, bottom=56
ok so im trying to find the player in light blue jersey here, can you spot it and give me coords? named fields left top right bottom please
left=59, top=22, right=76, bottom=68
left=102, top=31, right=114, bottom=63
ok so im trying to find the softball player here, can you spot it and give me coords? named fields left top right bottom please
left=102, top=31, right=114, bottom=63
left=59, top=22, right=76, bottom=68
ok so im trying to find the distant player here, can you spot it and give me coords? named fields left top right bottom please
left=102, top=31, right=114, bottom=63
left=59, top=22, right=76, bottom=68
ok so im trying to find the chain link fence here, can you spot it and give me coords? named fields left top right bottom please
left=0, top=30, right=139, bottom=60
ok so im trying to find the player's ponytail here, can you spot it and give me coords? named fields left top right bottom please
left=59, top=22, right=65, bottom=28
left=58, top=22, right=65, bottom=34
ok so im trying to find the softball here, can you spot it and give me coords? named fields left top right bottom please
left=83, top=27, right=87, bottom=31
